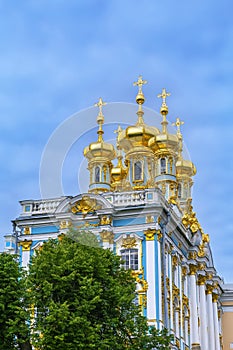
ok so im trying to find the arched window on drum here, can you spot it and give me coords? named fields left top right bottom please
left=95, top=166, right=101, bottom=183
left=160, top=158, right=166, bottom=174
left=134, top=161, right=142, bottom=181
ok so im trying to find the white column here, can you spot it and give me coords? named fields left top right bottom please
left=206, top=285, right=215, bottom=350
left=198, top=276, right=208, bottom=350
left=20, top=240, right=32, bottom=269
left=145, top=230, right=156, bottom=325
left=156, top=235, right=163, bottom=329
left=168, top=253, right=174, bottom=332
left=189, top=264, right=200, bottom=349
left=212, top=293, right=220, bottom=350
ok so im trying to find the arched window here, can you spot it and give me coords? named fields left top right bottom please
left=120, top=248, right=138, bottom=270
left=95, top=166, right=100, bottom=183
left=160, top=158, right=166, bottom=174
left=134, top=161, right=142, bottom=181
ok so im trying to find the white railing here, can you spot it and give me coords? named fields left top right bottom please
left=21, top=198, right=64, bottom=215
left=104, top=189, right=160, bottom=207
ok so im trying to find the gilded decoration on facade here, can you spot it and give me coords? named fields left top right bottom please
left=20, top=240, right=32, bottom=251
left=100, top=230, right=114, bottom=244
left=144, top=228, right=156, bottom=241
left=198, top=233, right=210, bottom=257
left=121, top=236, right=137, bottom=249
left=182, top=199, right=200, bottom=233
left=100, top=215, right=112, bottom=226
left=197, top=274, right=207, bottom=285
left=23, top=226, right=31, bottom=235
left=189, top=263, right=198, bottom=275
left=59, top=220, right=72, bottom=229
left=71, top=196, right=101, bottom=217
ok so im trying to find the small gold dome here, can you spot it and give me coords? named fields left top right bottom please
left=176, top=158, right=196, bottom=177
left=84, top=141, right=115, bottom=161
left=118, top=124, right=160, bottom=152
left=148, top=133, right=179, bottom=153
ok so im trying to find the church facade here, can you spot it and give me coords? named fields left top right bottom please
left=5, top=77, right=227, bottom=350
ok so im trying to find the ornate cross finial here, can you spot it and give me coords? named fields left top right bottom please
left=114, top=125, right=122, bottom=138
left=94, top=97, right=106, bottom=116
left=172, top=117, right=184, bottom=135
left=94, top=97, right=106, bottom=141
left=114, top=125, right=122, bottom=149
left=157, top=88, right=171, bottom=105
left=133, top=75, right=147, bottom=93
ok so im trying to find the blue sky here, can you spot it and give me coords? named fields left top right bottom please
left=0, top=0, right=233, bottom=282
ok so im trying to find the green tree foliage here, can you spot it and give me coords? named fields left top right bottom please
left=0, top=253, right=31, bottom=350
left=28, top=231, right=172, bottom=349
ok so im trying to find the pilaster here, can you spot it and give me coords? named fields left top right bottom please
left=206, top=284, right=215, bottom=350
left=188, top=264, right=200, bottom=350
left=144, top=229, right=156, bottom=325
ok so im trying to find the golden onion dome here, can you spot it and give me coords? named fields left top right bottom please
left=83, top=98, right=116, bottom=161
left=118, top=75, right=160, bottom=152
left=148, top=132, right=179, bottom=152
left=149, top=89, right=179, bottom=153
left=84, top=141, right=115, bottom=160
left=118, top=122, right=160, bottom=152
left=176, top=158, right=196, bottom=177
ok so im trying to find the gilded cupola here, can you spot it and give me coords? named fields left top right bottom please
left=117, top=76, right=157, bottom=190
left=148, top=89, right=179, bottom=201
left=118, top=76, right=160, bottom=153
left=83, top=98, right=116, bottom=193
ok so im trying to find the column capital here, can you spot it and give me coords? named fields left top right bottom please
left=189, top=263, right=198, bottom=275
left=144, top=228, right=156, bottom=241
left=182, top=265, right=188, bottom=276
left=20, top=240, right=32, bottom=251
left=212, top=292, right=219, bottom=303
left=206, top=284, right=214, bottom=294
left=197, top=274, right=207, bottom=285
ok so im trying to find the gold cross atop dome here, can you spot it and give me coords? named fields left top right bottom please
left=172, top=117, right=184, bottom=135
left=94, top=97, right=106, bottom=116
left=94, top=97, right=106, bottom=142
left=157, top=88, right=171, bottom=106
left=133, top=75, right=147, bottom=93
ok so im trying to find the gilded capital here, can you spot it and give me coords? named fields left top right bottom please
left=182, top=266, right=188, bottom=276
left=189, top=264, right=198, bottom=275
left=172, top=255, right=178, bottom=266
left=206, top=284, right=214, bottom=295
left=20, top=240, right=32, bottom=252
left=212, top=292, right=219, bottom=303
left=197, top=274, right=207, bottom=285
left=144, top=229, right=156, bottom=241
left=156, top=230, right=162, bottom=242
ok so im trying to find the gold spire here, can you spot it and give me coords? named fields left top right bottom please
left=157, top=88, right=171, bottom=134
left=133, top=75, right=147, bottom=124
left=94, top=97, right=106, bottom=142
left=172, top=117, right=184, bottom=158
